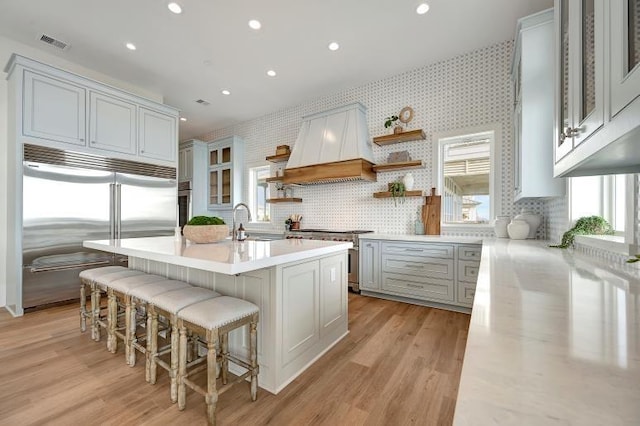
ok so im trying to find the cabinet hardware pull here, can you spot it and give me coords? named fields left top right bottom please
left=80, top=138, right=85, bottom=142
left=406, top=283, right=424, bottom=289
left=405, top=264, right=423, bottom=268
left=405, top=248, right=423, bottom=252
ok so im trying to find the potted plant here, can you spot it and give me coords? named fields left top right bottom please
left=550, top=215, right=613, bottom=248
left=183, top=215, right=229, bottom=243
left=388, top=181, right=406, bottom=207
left=384, top=115, right=403, bottom=134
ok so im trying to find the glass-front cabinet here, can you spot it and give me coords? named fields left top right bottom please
left=207, top=136, right=244, bottom=209
left=610, top=0, right=640, bottom=116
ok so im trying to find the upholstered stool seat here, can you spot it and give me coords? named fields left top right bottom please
left=177, top=296, right=259, bottom=425
left=146, top=287, right=221, bottom=402
left=79, top=266, right=130, bottom=344
left=105, top=273, right=168, bottom=364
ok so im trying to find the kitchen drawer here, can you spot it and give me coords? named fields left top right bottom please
left=382, top=272, right=454, bottom=302
left=457, top=245, right=482, bottom=261
left=381, top=242, right=454, bottom=259
left=457, top=281, right=476, bottom=306
left=381, top=254, right=453, bottom=280
left=458, top=260, right=480, bottom=283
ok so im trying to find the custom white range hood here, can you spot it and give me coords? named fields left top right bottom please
left=283, top=102, right=377, bottom=184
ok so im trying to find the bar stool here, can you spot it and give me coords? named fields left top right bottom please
left=177, top=296, right=260, bottom=425
left=145, top=286, right=221, bottom=402
left=103, top=273, right=168, bottom=365
left=79, top=266, right=129, bottom=343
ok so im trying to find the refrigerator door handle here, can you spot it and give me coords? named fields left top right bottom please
left=109, top=183, right=116, bottom=239
left=115, top=183, right=122, bottom=240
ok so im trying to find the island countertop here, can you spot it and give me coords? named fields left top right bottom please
left=84, top=236, right=352, bottom=275
left=454, top=239, right=640, bottom=424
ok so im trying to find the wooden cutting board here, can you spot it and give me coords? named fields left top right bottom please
left=422, top=188, right=441, bottom=235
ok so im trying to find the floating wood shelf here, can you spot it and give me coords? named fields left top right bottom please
left=373, top=129, right=426, bottom=146
left=372, top=160, right=424, bottom=172
left=266, top=153, right=291, bottom=163
left=266, top=198, right=303, bottom=203
left=265, top=176, right=284, bottom=183
left=373, top=190, right=424, bottom=198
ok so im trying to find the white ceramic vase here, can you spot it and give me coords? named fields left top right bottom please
left=403, top=173, right=415, bottom=191
left=507, top=219, right=530, bottom=240
left=514, top=208, right=542, bottom=239
left=494, top=216, right=510, bottom=238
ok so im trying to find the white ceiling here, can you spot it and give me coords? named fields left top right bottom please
left=0, top=0, right=552, bottom=140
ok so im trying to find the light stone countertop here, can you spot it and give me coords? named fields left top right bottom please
left=83, top=236, right=352, bottom=275
left=361, top=233, right=483, bottom=244
left=453, top=239, right=640, bottom=424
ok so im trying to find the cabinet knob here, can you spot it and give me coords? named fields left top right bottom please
left=91, top=140, right=95, bottom=144
left=560, top=127, right=580, bottom=141
left=140, top=149, right=145, bottom=153
left=80, top=138, right=85, bottom=142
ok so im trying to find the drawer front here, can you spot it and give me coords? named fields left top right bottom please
left=458, top=260, right=480, bottom=283
left=382, top=242, right=454, bottom=259
left=458, top=245, right=482, bottom=261
left=382, top=254, right=453, bottom=280
left=382, top=273, right=454, bottom=302
left=457, top=281, right=476, bottom=306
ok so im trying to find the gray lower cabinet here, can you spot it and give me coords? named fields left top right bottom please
left=360, top=239, right=481, bottom=311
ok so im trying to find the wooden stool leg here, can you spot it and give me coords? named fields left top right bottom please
left=250, top=315, right=258, bottom=401
left=124, top=295, right=132, bottom=365
left=107, top=288, right=117, bottom=353
left=80, top=282, right=87, bottom=332
left=170, top=316, right=179, bottom=403
left=206, top=329, right=219, bottom=426
left=146, top=306, right=158, bottom=383
left=92, top=284, right=100, bottom=342
left=177, top=322, right=188, bottom=411
left=221, top=332, right=229, bottom=385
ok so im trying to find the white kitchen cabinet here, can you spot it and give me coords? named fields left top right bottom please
left=512, top=9, right=565, bottom=200
left=138, top=107, right=177, bottom=162
left=22, top=70, right=86, bottom=146
left=553, top=0, right=640, bottom=176
left=319, top=254, right=347, bottom=337
left=89, top=91, right=137, bottom=155
left=359, top=240, right=380, bottom=290
left=207, top=136, right=244, bottom=210
left=179, top=140, right=209, bottom=216
left=178, top=146, right=193, bottom=182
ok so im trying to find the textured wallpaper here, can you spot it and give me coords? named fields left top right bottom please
left=198, top=40, right=550, bottom=236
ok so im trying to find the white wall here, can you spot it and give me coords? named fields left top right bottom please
left=199, top=40, right=546, bottom=237
left=0, top=35, right=163, bottom=308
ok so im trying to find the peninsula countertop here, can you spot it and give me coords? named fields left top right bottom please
left=83, top=236, right=352, bottom=275
left=454, top=239, right=640, bottom=424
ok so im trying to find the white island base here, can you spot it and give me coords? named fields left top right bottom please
left=84, top=237, right=351, bottom=394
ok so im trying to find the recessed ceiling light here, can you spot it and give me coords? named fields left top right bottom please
left=180, top=117, right=187, bottom=122
left=221, top=89, right=231, bottom=95
left=248, top=20, right=261, bottom=30
left=267, top=70, right=277, bottom=77
left=167, top=2, right=182, bottom=14
left=125, top=42, right=137, bottom=51
left=328, top=42, right=340, bottom=51
left=416, top=3, right=430, bottom=14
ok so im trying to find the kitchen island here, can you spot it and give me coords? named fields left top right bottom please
left=83, top=236, right=352, bottom=394
left=453, top=239, right=640, bottom=424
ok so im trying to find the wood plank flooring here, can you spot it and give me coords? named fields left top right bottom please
left=0, top=293, right=470, bottom=425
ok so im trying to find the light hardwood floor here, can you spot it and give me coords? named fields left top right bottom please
left=0, top=293, right=470, bottom=425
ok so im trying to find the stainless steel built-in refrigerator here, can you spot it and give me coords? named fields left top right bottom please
left=22, top=145, right=176, bottom=310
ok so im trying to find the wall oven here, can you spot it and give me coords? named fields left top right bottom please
left=177, top=181, right=191, bottom=229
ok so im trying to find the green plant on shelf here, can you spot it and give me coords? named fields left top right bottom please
left=550, top=215, right=613, bottom=249
left=388, top=181, right=406, bottom=207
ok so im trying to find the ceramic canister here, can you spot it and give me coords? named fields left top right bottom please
left=403, top=173, right=415, bottom=191
left=514, top=208, right=542, bottom=239
left=494, top=216, right=510, bottom=238
left=507, top=219, right=530, bottom=240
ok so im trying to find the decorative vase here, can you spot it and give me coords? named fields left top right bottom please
left=403, top=173, right=415, bottom=191
left=393, top=125, right=403, bottom=134
left=514, top=208, right=542, bottom=239
left=507, top=219, right=530, bottom=240
left=494, top=216, right=510, bottom=238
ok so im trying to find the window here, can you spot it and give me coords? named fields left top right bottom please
left=570, top=174, right=628, bottom=234
left=248, top=165, right=270, bottom=223
left=434, top=129, right=498, bottom=225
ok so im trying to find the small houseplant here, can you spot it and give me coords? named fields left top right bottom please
left=388, top=181, right=406, bottom=207
left=384, top=115, right=403, bottom=134
left=550, top=215, right=613, bottom=249
left=183, top=215, right=229, bottom=243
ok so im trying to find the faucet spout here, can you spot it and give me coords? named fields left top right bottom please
left=232, top=203, right=253, bottom=241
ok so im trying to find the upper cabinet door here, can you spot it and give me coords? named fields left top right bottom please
left=89, top=91, right=137, bottom=154
left=610, top=0, right=640, bottom=117
left=571, top=0, right=605, bottom=147
left=138, top=107, right=177, bottom=162
left=23, top=70, right=86, bottom=146
left=555, top=0, right=573, bottom=161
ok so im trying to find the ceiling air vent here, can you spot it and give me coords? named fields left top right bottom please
left=39, top=34, right=70, bottom=51
left=195, top=99, right=211, bottom=106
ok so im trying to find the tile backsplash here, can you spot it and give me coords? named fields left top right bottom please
left=198, top=40, right=546, bottom=236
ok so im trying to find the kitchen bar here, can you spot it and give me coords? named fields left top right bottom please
left=83, top=236, right=352, bottom=394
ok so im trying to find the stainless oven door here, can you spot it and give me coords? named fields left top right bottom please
left=177, top=190, right=191, bottom=228
left=348, top=247, right=359, bottom=292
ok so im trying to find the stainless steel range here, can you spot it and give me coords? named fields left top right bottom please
left=284, top=229, right=373, bottom=292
